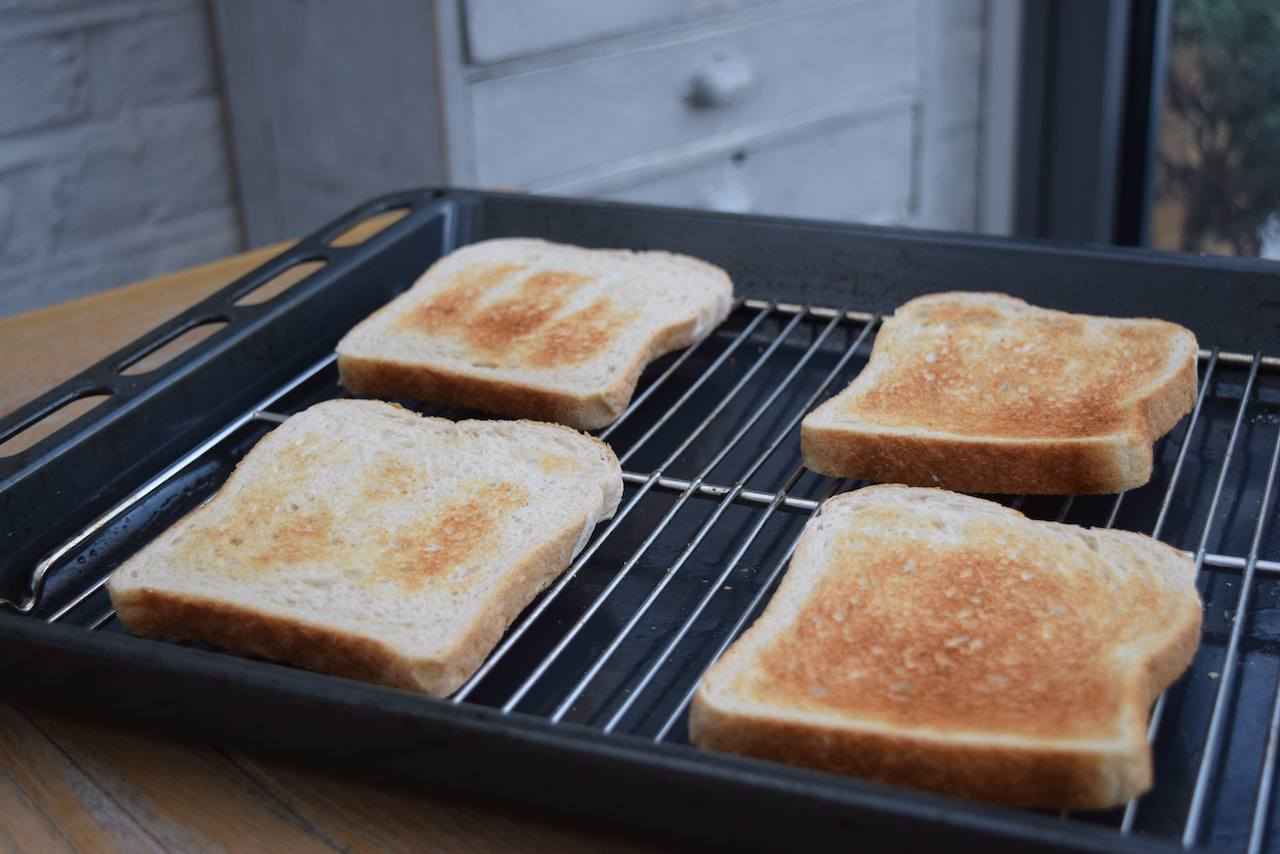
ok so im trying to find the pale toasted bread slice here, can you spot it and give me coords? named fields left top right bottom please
left=335, top=237, right=734, bottom=430
left=801, top=292, right=1198, bottom=494
left=690, top=485, right=1201, bottom=809
left=107, top=399, right=622, bottom=696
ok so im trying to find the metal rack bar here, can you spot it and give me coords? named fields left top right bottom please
left=495, top=306, right=824, bottom=713
left=600, top=463, right=807, bottom=734
left=598, top=312, right=878, bottom=733
left=1205, top=350, right=1280, bottom=370
left=1105, top=491, right=1126, bottom=529
left=741, top=299, right=874, bottom=324
left=1246, top=422, right=1280, bottom=854
left=553, top=309, right=875, bottom=725
left=1153, top=349, right=1222, bottom=543
left=1201, top=555, right=1280, bottom=577
left=88, top=610, right=115, bottom=631
left=597, top=299, right=746, bottom=441
left=653, top=477, right=848, bottom=743
left=1253, top=637, right=1280, bottom=853
left=616, top=471, right=820, bottom=513
left=1054, top=495, right=1075, bottom=523
left=1184, top=354, right=1269, bottom=847
left=616, top=303, right=777, bottom=466
left=1120, top=349, right=1222, bottom=832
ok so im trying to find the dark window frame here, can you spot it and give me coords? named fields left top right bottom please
left=1014, top=0, right=1172, bottom=247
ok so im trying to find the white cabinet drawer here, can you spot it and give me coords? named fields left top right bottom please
left=470, top=0, right=918, bottom=187
left=596, top=107, right=916, bottom=223
left=464, top=0, right=776, bottom=65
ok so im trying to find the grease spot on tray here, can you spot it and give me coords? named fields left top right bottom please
left=1252, top=606, right=1280, bottom=640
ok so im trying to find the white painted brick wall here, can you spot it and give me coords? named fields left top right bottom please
left=0, top=0, right=243, bottom=318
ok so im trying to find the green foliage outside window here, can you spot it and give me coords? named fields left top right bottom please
left=1153, top=0, right=1280, bottom=256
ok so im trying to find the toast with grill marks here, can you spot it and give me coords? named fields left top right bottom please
left=336, top=237, right=734, bottom=430
left=107, top=399, right=622, bottom=696
left=690, top=485, right=1201, bottom=809
left=801, top=292, right=1198, bottom=494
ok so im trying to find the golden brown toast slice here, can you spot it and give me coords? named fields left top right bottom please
left=336, top=237, right=734, bottom=430
left=690, top=485, right=1201, bottom=809
left=107, top=399, right=622, bottom=696
left=801, top=292, right=1198, bottom=494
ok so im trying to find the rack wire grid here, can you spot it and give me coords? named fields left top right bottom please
left=19, top=297, right=1280, bottom=853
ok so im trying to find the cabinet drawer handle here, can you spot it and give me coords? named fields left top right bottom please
left=685, top=55, right=756, bottom=108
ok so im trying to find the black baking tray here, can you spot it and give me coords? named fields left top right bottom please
left=3, top=188, right=1279, bottom=853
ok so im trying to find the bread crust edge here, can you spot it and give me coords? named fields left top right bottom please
left=109, top=502, right=591, bottom=697
left=688, top=696, right=1150, bottom=809
left=336, top=313, right=702, bottom=431
left=334, top=239, right=735, bottom=431
left=799, top=426, right=1151, bottom=494
left=800, top=335, right=1198, bottom=495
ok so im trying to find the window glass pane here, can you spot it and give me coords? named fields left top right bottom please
left=1151, top=0, right=1280, bottom=257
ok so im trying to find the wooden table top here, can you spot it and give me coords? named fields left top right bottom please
left=0, top=239, right=674, bottom=854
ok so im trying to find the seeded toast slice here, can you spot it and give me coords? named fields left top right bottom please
left=107, top=399, right=622, bottom=696
left=801, top=292, right=1199, bottom=494
left=336, top=237, right=734, bottom=430
left=690, top=485, right=1201, bottom=809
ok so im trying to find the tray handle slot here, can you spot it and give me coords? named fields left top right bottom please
left=326, top=206, right=411, bottom=248
left=117, top=320, right=230, bottom=376
left=0, top=392, right=112, bottom=458
left=233, top=260, right=329, bottom=307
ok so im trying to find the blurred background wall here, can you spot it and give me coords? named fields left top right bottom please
left=211, top=0, right=1012, bottom=246
left=0, top=0, right=242, bottom=318
left=1, top=0, right=1275, bottom=320
left=0, top=0, right=1017, bottom=319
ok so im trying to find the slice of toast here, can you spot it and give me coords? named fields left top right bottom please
left=335, top=237, right=734, bottom=430
left=801, top=292, right=1199, bottom=494
left=107, top=399, right=622, bottom=696
left=690, top=485, right=1201, bottom=809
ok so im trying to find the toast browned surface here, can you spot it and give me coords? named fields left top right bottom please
left=107, top=399, right=622, bottom=696
left=690, top=485, right=1202, bottom=809
left=336, top=237, right=734, bottom=430
left=800, top=292, right=1199, bottom=494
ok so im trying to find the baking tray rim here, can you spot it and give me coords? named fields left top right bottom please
left=1, top=613, right=1174, bottom=854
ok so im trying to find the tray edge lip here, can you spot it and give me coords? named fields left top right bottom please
left=0, top=612, right=1177, bottom=854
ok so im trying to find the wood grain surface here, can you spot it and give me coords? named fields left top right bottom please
left=0, top=235, right=677, bottom=854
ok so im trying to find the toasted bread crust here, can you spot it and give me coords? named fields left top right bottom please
left=690, top=486, right=1202, bottom=809
left=800, top=430, right=1151, bottom=495
left=336, top=238, right=733, bottom=430
left=801, top=293, right=1199, bottom=494
left=113, top=587, right=428, bottom=690
left=690, top=701, right=1151, bottom=809
left=337, top=312, right=700, bottom=431
left=1140, top=342, right=1201, bottom=439
left=111, top=502, right=586, bottom=695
